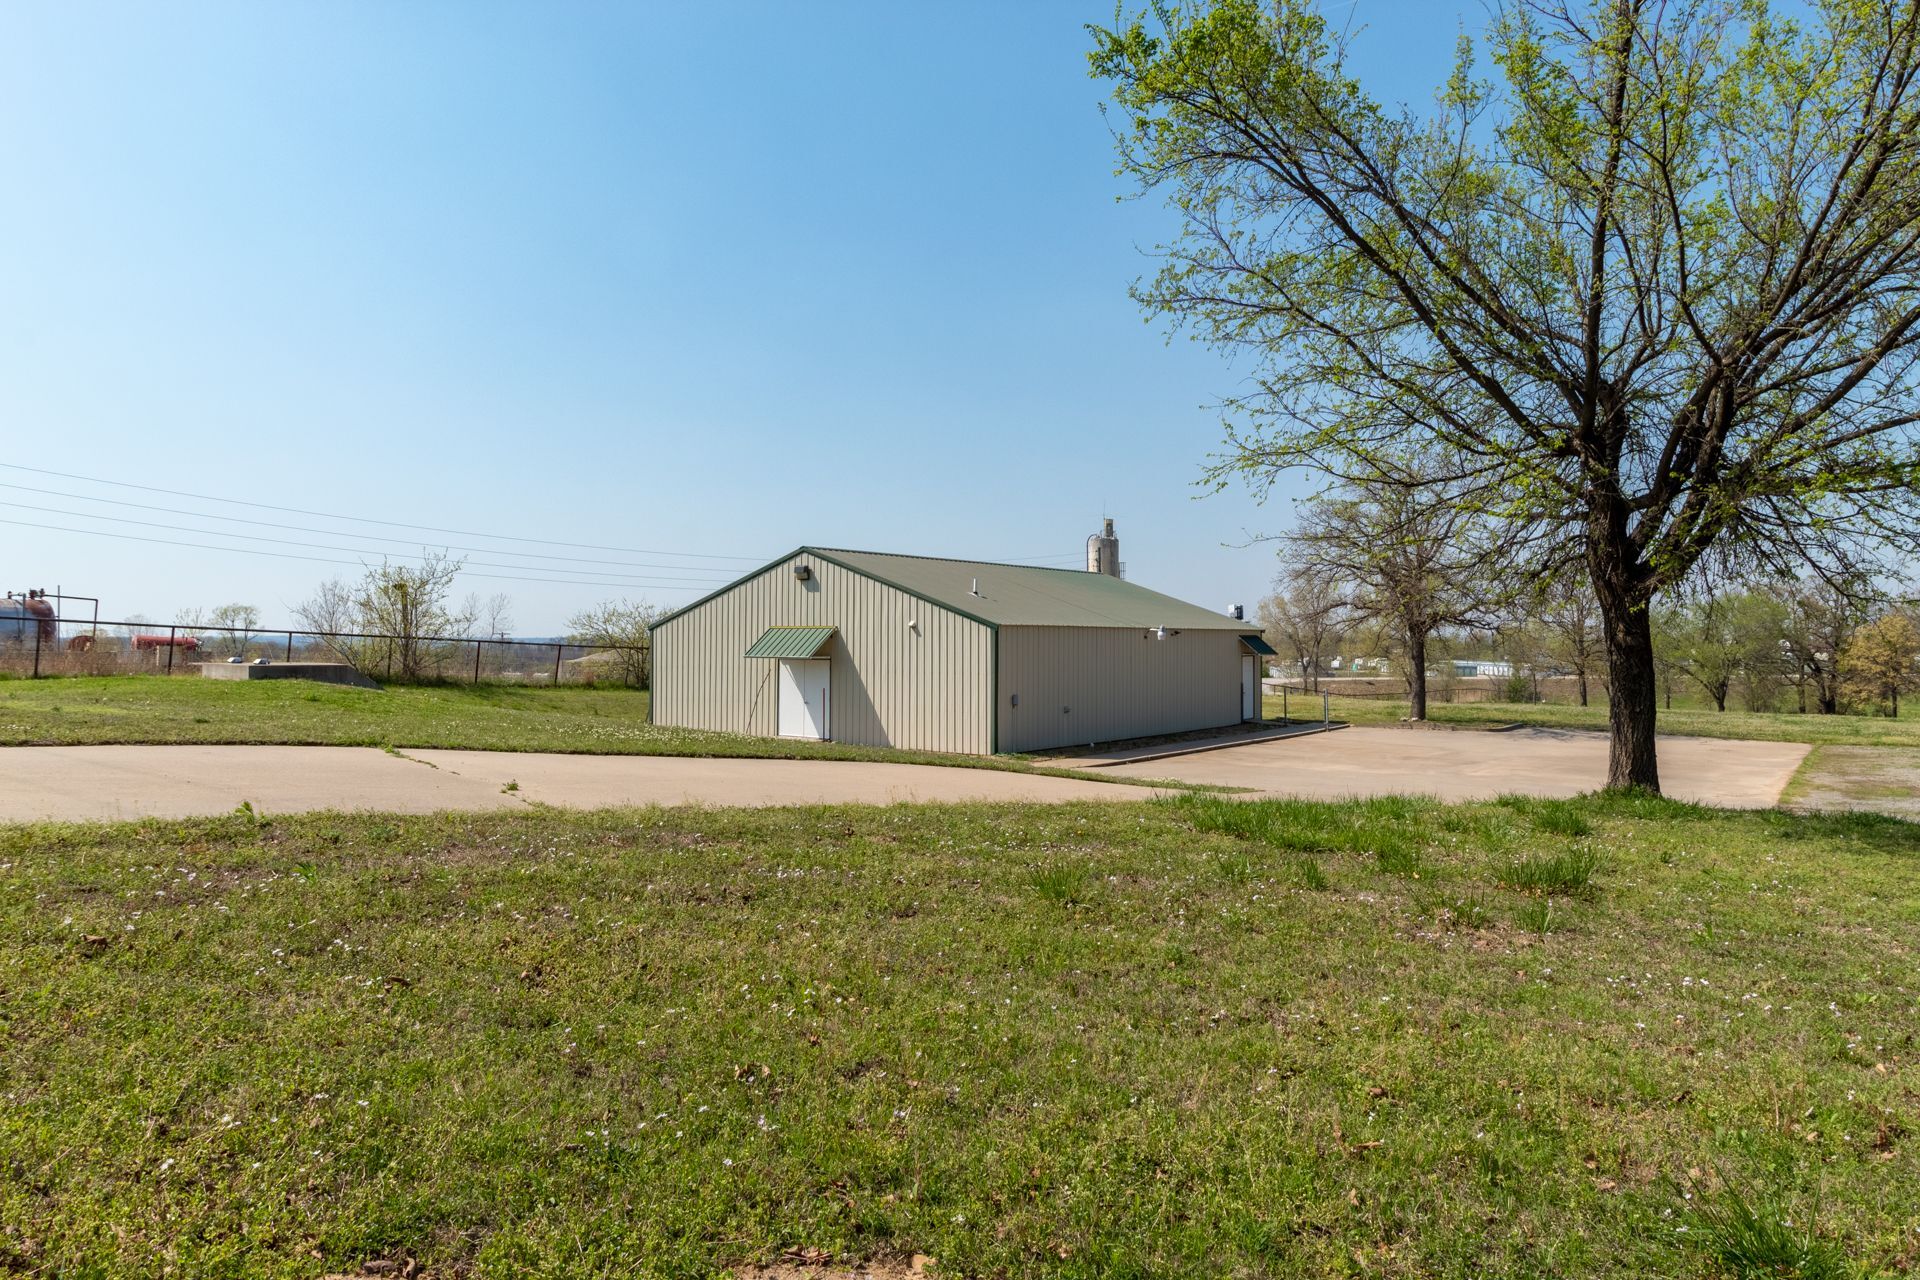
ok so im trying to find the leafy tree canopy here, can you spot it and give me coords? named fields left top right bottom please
left=1092, top=0, right=1920, bottom=787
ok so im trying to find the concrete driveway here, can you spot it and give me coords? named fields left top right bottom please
left=1100, top=725, right=1810, bottom=808
left=0, top=727, right=1813, bottom=823
left=0, top=745, right=1153, bottom=823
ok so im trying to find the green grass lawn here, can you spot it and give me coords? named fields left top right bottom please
left=4, top=795, right=1915, bottom=1277
left=1270, top=690, right=1920, bottom=748
left=0, top=677, right=1113, bottom=781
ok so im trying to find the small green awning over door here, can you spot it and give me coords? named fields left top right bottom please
left=1239, top=634, right=1277, bottom=656
left=743, top=625, right=836, bottom=659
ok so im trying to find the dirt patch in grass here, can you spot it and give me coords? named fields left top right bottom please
left=1784, top=744, right=1920, bottom=818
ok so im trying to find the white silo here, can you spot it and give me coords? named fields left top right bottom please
left=1085, top=518, right=1120, bottom=577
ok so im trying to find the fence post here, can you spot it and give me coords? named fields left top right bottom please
left=285, top=631, right=294, bottom=660
left=552, top=644, right=562, bottom=686
left=1282, top=686, right=1288, bottom=724
left=166, top=626, right=177, bottom=674
left=31, top=615, right=42, bottom=679
left=473, top=639, right=484, bottom=685
left=1323, top=690, right=1329, bottom=726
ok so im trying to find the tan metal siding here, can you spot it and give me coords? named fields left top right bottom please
left=995, top=626, right=1245, bottom=753
left=652, top=553, right=994, bottom=753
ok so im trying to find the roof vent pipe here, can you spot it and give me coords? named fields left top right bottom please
left=1086, top=518, right=1120, bottom=577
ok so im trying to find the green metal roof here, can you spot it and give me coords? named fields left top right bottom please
left=743, top=625, right=836, bottom=658
left=1240, top=633, right=1277, bottom=656
left=810, top=548, right=1259, bottom=631
left=651, top=545, right=1271, bottom=637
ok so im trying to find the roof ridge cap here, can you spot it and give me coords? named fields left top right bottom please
left=811, top=546, right=1100, bottom=575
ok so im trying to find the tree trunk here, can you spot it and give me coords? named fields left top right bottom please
left=1578, top=670, right=1589, bottom=706
left=1713, top=686, right=1727, bottom=713
left=1592, top=579, right=1661, bottom=792
left=1406, top=628, right=1428, bottom=721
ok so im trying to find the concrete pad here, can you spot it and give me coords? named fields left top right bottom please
left=1100, top=725, right=1810, bottom=808
left=406, top=750, right=1146, bottom=809
left=1051, top=720, right=1345, bottom=767
left=1783, top=745, right=1920, bottom=819
left=0, top=745, right=1152, bottom=824
left=0, top=729, right=1813, bottom=824
left=195, top=661, right=380, bottom=689
left=0, top=745, right=515, bottom=822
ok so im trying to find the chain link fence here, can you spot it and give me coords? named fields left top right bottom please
left=1271, top=674, right=1598, bottom=705
left=0, top=614, right=647, bottom=687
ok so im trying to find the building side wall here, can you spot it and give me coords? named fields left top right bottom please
left=651, top=553, right=994, bottom=753
left=996, top=626, right=1246, bottom=753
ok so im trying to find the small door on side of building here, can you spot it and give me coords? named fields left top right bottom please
left=1241, top=654, right=1257, bottom=721
left=777, top=658, right=830, bottom=739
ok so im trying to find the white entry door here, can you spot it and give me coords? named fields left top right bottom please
left=1241, top=654, right=1257, bottom=720
left=777, top=659, right=830, bottom=739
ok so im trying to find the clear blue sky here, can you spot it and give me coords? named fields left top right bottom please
left=0, top=1, right=1470, bottom=633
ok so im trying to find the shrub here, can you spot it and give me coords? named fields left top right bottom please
left=567, top=600, right=660, bottom=688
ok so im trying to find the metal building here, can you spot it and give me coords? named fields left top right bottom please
left=649, top=537, right=1276, bottom=755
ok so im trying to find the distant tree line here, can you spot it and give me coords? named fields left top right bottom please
left=1261, top=536, right=1920, bottom=718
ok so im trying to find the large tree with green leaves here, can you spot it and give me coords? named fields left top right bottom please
left=1842, top=608, right=1920, bottom=713
left=1092, top=0, right=1920, bottom=790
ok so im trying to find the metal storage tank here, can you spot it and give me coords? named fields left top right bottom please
left=1086, top=518, right=1121, bottom=577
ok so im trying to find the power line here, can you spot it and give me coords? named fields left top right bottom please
left=0, top=461, right=764, bottom=562
left=0, top=480, right=738, bottom=576
left=2, top=500, right=732, bottom=585
left=0, top=517, right=719, bottom=591
left=0, top=463, right=1106, bottom=582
